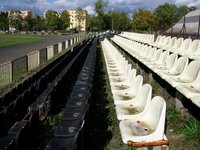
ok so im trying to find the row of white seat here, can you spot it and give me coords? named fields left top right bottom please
left=111, top=35, right=200, bottom=108
left=121, top=32, right=200, bottom=60
left=120, top=32, right=155, bottom=44
left=101, top=38, right=168, bottom=146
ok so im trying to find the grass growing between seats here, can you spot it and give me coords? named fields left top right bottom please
left=166, top=105, right=200, bottom=149
left=100, top=39, right=138, bottom=150
left=82, top=39, right=134, bottom=150
left=180, top=117, right=200, bottom=142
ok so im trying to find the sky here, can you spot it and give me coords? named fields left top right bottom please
left=0, top=0, right=200, bottom=16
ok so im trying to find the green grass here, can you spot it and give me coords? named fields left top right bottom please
left=0, top=34, right=43, bottom=47
left=179, top=117, right=200, bottom=142
left=47, top=111, right=64, bottom=128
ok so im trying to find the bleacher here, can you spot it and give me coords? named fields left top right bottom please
left=101, top=38, right=169, bottom=148
left=112, top=32, right=200, bottom=108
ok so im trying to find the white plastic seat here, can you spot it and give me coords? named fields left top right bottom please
left=151, top=35, right=161, bottom=46
left=176, top=38, right=192, bottom=55
left=112, top=75, right=143, bottom=105
left=115, top=84, right=152, bottom=120
left=156, top=56, right=188, bottom=80
left=176, top=71, right=200, bottom=99
left=180, top=39, right=199, bottom=57
left=109, top=64, right=132, bottom=83
left=111, top=69, right=137, bottom=92
left=143, top=49, right=162, bottom=66
left=152, top=36, right=166, bottom=47
left=139, top=47, right=156, bottom=62
left=119, top=96, right=166, bottom=143
left=137, top=45, right=149, bottom=60
left=167, top=38, right=183, bottom=52
left=165, top=60, right=200, bottom=87
left=106, top=58, right=125, bottom=72
left=157, top=36, right=171, bottom=48
left=162, top=37, right=177, bottom=50
left=185, top=39, right=200, bottom=60
left=148, top=51, right=169, bottom=70
left=101, top=39, right=126, bottom=74
left=155, top=53, right=178, bottom=71
left=102, top=40, right=133, bottom=84
left=107, top=59, right=128, bottom=76
left=106, top=54, right=126, bottom=72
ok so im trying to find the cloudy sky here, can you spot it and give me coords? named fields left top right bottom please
left=0, top=0, right=200, bottom=16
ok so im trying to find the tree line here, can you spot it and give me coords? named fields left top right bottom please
left=0, top=9, right=76, bottom=32
left=0, top=0, right=196, bottom=33
left=88, top=0, right=196, bottom=33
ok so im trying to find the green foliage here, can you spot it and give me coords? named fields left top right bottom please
left=9, top=10, right=23, bottom=30
left=47, top=111, right=63, bottom=127
left=32, top=16, right=46, bottom=31
left=167, top=107, right=180, bottom=124
left=131, top=9, right=157, bottom=32
left=128, top=147, right=136, bottom=150
left=22, top=15, right=33, bottom=31
left=103, top=13, right=112, bottom=30
left=0, top=12, right=9, bottom=31
left=180, top=117, right=200, bottom=142
left=176, top=5, right=196, bottom=20
left=110, top=11, right=131, bottom=31
left=90, top=1, right=131, bottom=31
left=154, top=3, right=196, bottom=32
left=154, top=3, right=178, bottom=31
left=95, top=0, right=109, bottom=16
left=88, top=16, right=105, bottom=32
left=60, top=10, right=70, bottom=30
left=45, top=10, right=61, bottom=31
left=90, top=0, right=110, bottom=31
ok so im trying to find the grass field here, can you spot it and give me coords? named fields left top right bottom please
left=0, top=34, right=44, bottom=47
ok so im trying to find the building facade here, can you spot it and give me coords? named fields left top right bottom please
left=68, top=10, right=89, bottom=31
left=8, top=10, right=32, bottom=19
left=8, top=10, right=32, bottom=31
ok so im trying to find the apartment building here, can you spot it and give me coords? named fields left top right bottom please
left=8, top=10, right=32, bottom=31
left=68, top=10, right=89, bottom=31
left=8, top=10, right=32, bottom=19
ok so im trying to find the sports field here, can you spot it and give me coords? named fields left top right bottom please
left=0, top=34, right=44, bottom=47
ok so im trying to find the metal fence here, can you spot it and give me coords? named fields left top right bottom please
left=0, top=34, right=86, bottom=88
left=12, top=56, right=28, bottom=81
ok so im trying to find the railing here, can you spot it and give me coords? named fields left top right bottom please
left=0, top=34, right=87, bottom=88
left=2, top=31, right=87, bottom=36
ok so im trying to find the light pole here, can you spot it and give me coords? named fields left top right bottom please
left=112, top=17, right=113, bottom=31
left=111, top=8, right=113, bottom=31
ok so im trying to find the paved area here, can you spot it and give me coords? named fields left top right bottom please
left=0, top=34, right=78, bottom=64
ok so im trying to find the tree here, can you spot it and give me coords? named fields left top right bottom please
left=109, top=11, right=131, bottom=31
left=0, top=12, right=8, bottom=31
left=60, top=10, right=70, bottom=30
left=22, top=15, right=33, bottom=31
left=176, top=5, right=196, bottom=21
left=132, top=9, right=157, bottom=32
left=154, top=3, right=196, bottom=32
left=9, top=10, right=23, bottom=31
left=118, top=12, right=130, bottom=30
left=88, top=16, right=104, bottom=32
left=45, top=10, right=60, bottom=31
left=32, top=16, right=46, bottom=31
left=76, top=7, right=86, bottom=31
left=95, top=0, right=108, bottom=16
left=93, top=0, right=110, bottom=31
